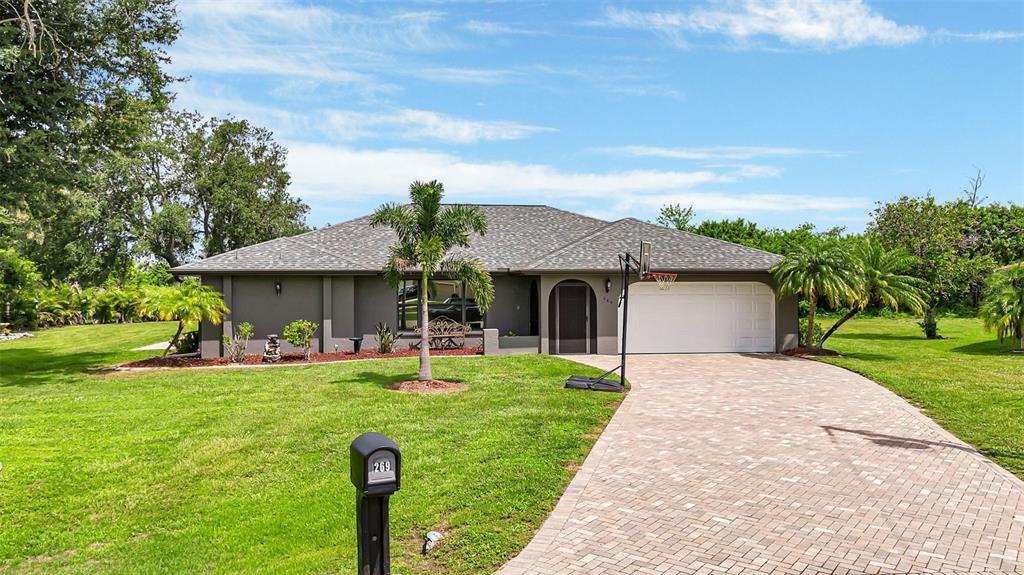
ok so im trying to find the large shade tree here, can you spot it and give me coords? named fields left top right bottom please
left=817, top=239, right=927, bottom=347
left=979, top=265, right=1024, bottom=352
left=870, top=194, right=997, bottom=336
left=141, top=279, right=228, bottom=357
left=771, top=240, right=860, bottom=350
left=1, top=0, right=179, bottom=282
left=371, top=181, right=494, bottom=381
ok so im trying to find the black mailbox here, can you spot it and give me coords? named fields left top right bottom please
left=350, top=432, right=401, bottom=496
left=350, top=432, right=401, bottom=575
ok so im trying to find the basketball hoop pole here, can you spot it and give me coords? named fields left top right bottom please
left=618, top=251, right=643, bottom=388
left=564, top=241, right=649, bottom=393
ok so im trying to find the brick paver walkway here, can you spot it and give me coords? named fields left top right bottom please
left=499, top=354, right=1024, bottom=575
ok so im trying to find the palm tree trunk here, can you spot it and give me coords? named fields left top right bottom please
left=164, top=320, right=184, bottom=357
left=818, top=307, right=859, bottom=348
left=806, top=293, right=817, bottom=349
left=418, top=276, right=432, bottom=381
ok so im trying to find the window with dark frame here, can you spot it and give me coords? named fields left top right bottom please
left=395, top=279, right=484, bottom=331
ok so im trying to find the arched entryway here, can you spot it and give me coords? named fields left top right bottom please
left=548, top=280, right=598, bottom=354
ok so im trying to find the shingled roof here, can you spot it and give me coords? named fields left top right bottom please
left=170, top=205, right=782, bottom=275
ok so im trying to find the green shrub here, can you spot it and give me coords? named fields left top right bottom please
left=223, top=322, right=255, bottom=363
left=799, top=317, right=823, bottom=347
left=91, top=286, right=143, bottom=323
left=375, top=322, right=396, bottom=354
left=283, top=319, right=318, bottom=360
left=36, top=281, right=87, bottom=327
left=0, top=248, right=40, bottom=328
left=175, top=330, right=200, bottom=354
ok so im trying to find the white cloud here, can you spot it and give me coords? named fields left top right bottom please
left=598, top=145, right=844, bottom=160
left=324, top=109, right=556, bottom=143
left=617, top=191, right=869, bottom=216
left=604, top=1, right=927, bottom=49
left=407, top=67, right=519, bottom=85
left=463, top=20, right=537, bottom=36
left=715, top=164, right=784, bottom=178
left=174, top=84, right=553, bottom=144
left=173, top=84, right=303, bottom=132
left=933, top=29, right=1024, bottom=42
left=281, top=142, right=868, bottom=217
left=170, top=0, right=453, bottom=91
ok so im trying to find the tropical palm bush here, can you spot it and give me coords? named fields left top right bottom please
left=771, top=240, right=860, bottom=350
left=93, top=286, right=143, bottom=323
left=979, top=265, right=1024, bottom=352
left=817, top=239, right=927, bottom=347
left=141, top=279, right=229, bottom=356
left=36, top=281, right=87, bottom=327
left=371, top=180, right=494, bottom=381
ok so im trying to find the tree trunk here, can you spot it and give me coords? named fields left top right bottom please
left=418, top=276, right=432, bottom=381
left=818, top=307, right=859, bottom=348
left=805, top=292, right=817, bottom=349
left=164, top=321, right=184, bottom=357
left=922, top=306, right=939, bottom=339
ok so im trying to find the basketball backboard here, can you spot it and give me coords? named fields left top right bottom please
left=638, top=241, right=651, bottom=278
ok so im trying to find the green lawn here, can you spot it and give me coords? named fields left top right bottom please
left=0, top=323, right=620, bottom=574
left=818, top=316, right=1024, bottom=479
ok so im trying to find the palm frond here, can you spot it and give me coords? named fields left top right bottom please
left=440, top=255, right=495, bottom=311
left=382, top=244, right=414, bottom=290
left=435, top=204, right=488, bottom=250
left=141, top=280, right=228, bottom=325
left=369, top=202, right=417, bottom=244
left=771, top=242, right=861, bottom=308
left=854, top=239, right=927, bottom=314
left=409, top=180, right=443, bottom=235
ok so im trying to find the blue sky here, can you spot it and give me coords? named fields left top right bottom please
left=169, top=0, right=1023, bottom=231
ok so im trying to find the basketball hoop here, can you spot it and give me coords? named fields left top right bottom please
left=647, top=271, right=677, bottom=290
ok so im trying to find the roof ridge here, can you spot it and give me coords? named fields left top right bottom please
left=624, top=218, right=783, bottom=258
left=522, top=218, right=626, bottom=270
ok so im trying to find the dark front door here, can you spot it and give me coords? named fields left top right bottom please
left=557, top=284, right=589, bottom=354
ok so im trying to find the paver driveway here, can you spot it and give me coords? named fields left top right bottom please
left=499, top=354, right=1024, bottom=575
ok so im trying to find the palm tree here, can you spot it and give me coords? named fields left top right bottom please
left=371, top=180, right=495, bottom=381
left=979, top=266, right=1024, bottom=352
left=142, top=279, right=229, bottom=357
left=771, top=241, right=861, bottom=350
left=817, top=239, right=927, bottom=347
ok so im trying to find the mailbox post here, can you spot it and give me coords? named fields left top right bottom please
left=350, top=432, right=401, bottom=575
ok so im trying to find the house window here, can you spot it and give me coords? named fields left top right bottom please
left=396, top=279, right=484, bottom=331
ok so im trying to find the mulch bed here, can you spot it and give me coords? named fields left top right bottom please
left=122, top=347, right=482, bottom=369
left=783, top=347, right=840, bottom=357
left=387, top=380, right=468, bottom=394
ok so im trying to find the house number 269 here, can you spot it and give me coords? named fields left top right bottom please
left=373, top=459, right=392, bottom=473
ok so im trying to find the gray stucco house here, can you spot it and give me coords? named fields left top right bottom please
left=170, top=205, right=798, bottom=358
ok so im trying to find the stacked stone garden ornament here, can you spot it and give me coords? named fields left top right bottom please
left=263, top=334, right=281, bottom=362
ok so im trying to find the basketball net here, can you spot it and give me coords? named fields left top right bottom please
left=647, top=272, right=677, bottom=290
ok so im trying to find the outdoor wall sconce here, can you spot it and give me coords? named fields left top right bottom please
left=274, top=280, right=282, bottom=296
left=605, top=278, right=612, bottom=292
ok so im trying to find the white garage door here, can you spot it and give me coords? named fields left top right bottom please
left=622, top=282, right=775, bottom=353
